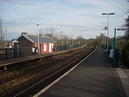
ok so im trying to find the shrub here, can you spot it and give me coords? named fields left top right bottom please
left=121, top=41, right=129, bottom=67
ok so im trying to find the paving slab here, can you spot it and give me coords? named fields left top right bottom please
left=38, top=47, right=127, bottom=97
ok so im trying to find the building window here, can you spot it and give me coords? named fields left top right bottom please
left=44, top=44, right=47, bottom=51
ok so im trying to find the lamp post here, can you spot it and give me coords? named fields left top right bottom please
left=102, top=12, right=115, bottom=51
left=71, top=34, right=74, bottom=48
left=77, top=37, right=80, bottom=47
left=113, top=27, right=127, bottom=67
left=102, top=26, right=108, bottom=49
left=37, top=24, right=39, bottom=54
left=60, top=31, right=63, bottom=50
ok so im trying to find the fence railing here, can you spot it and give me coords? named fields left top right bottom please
left=0, top=47, right=21, bottom=61
left=0, top=48, right=13, bottom=60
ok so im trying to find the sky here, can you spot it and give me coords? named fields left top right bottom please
left=0, top=0, right=129, bottom=40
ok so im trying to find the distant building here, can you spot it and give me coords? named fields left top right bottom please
left=18, top=33, right=56, bottom=56
left=5, top=41, right=12, bottom=48
left=0, top=40, right=12, bottom=48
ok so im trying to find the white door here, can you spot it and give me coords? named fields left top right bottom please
left=49, top=43, right=52, bottom=53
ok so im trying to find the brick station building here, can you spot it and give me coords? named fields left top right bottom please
left=18, top=33, right=56, bottom=56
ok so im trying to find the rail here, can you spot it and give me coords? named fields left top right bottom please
left=0, top=47, right=85, bottom=70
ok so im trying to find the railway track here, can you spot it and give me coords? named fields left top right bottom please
left=0, top=46, right=95, bottom=97
left=0, top=47, right=83, bottom=68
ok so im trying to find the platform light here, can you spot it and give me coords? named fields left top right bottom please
left=102, top=12, right=115, bottom=50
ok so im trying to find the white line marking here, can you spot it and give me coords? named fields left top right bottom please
left=116, top=68, right=129, bottom=97
left=33, top=47, right=97, bottom=97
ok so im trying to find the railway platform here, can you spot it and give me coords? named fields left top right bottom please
left=37, top=47, right=128, bottom=97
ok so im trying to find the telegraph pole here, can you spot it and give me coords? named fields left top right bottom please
left=0, top=19, right=3, bottom=41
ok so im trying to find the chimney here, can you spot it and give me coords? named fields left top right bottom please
left=21, top=32, right=27, bottom=35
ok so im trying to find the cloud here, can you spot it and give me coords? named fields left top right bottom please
left=1, top=0, right=128, bottom=40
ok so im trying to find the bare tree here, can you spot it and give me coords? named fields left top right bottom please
left=125, top=16, right=129, bottom=39
left=124, top=0, right=129, bottom=39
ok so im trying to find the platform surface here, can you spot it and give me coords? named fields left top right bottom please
left=39, top=47, right=127, bottom=97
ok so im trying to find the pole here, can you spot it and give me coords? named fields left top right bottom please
left=103, top=26, right=107, bottom=49
left=112, top=27, right=127, bottom=67
left=60, top=31, right=63, bottom=50
left=104, top=29, right=107, bottom=49
left=113, top=28, right=116, bottom=67
left=107, top=14, right=109, bottom=50
left=78, top=37, right=79, bottom=47
left=37, top=24, right=39, bottom=54
left=72, top=35, right=73, bottom=48
left=102, top=13, right=115, bottom=51
left=0, top=19, right=3, bottom=41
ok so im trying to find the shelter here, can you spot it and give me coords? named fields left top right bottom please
left=18, top=33, right=56, bottom=56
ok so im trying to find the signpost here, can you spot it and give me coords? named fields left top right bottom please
left=112, top=27, right=127, bottom=67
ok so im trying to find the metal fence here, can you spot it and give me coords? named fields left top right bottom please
left=0, top=45, right=82, bottom=61
left=56, top=45, right=83, bottom=51
left=0, top=48, right=13, bottom=60
left=0, top=47, right=20, bottom=61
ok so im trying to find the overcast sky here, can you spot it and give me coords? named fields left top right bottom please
left=0, top=0, right=128, bottom=40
